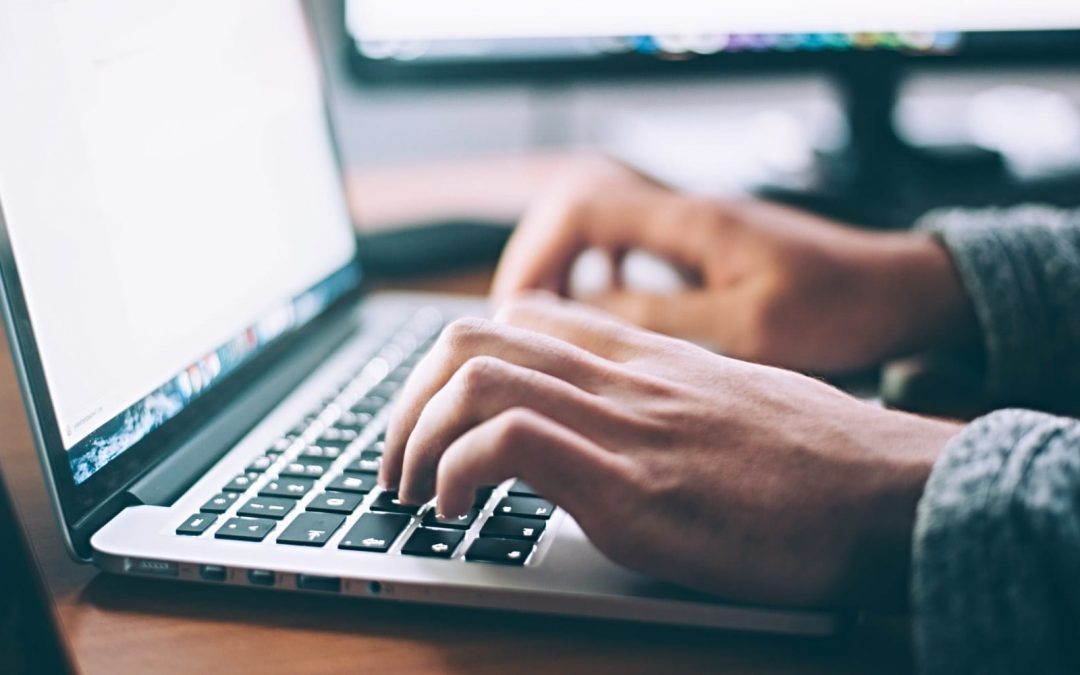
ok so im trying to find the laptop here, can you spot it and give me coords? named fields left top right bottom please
left=0, top=0, right=837, bottom=635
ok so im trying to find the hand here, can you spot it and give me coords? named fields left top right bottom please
left=491, top=155, right=977, bottom=374
left=381, top=293, right=963, bottom=608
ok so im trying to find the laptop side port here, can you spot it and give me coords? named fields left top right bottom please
left=247, top=569, right=276, bottom=586
left=199, top=565, right=227, bottom=582
left=296, top=574, right=340, bottom=592
left=126, top=558, right=178, bottom=577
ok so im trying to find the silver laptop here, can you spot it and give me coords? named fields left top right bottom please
left=0, top=0, right=836, bottom=635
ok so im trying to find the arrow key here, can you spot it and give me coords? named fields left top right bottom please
left=480, top=516, right=546, bottom=542
left=465, top=537, right=534, bottom=566
left=402, top=527, right=464, bottom=559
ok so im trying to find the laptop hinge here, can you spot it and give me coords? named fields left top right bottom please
left=123, top=312, right=358, bottom=508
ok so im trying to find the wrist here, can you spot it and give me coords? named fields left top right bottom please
left=863, top=231, right=980, bottom=359
left=845, top=408, right=963, bottom=609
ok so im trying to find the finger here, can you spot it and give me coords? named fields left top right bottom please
left=583, top=290, right=722, bottom=342
left=434, top=407, right=632, bottom=521
left=494, top=290, right=657, bottom=361
left=606, top=247, right=628, bottom=290
left=380, top=317, right=614, bottom=489
left=397, top=356, right=618, bottom=504
left=491, top=187, right=714, bottom=305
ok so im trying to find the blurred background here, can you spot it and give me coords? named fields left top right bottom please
left=304, top=0, right=1080, bottom=274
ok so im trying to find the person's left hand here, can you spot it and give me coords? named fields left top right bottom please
left=380, top=292, right=962, bottom=608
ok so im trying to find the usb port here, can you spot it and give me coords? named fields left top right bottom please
left=247, top=569, right=276, bottom=586
left=199, top=565, right=227, bottom=582
left=127, top=558, right=178, bottom=577
left=296, top=574, right=340, bottom=593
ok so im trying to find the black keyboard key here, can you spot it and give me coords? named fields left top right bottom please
left=368, top=381, right=401, bottom=398
left=339, top=513, right=411, bottom=552
left=279, top=460, right=330, bottom=479
left=422, top=509, right=479, bottom=530
left=270, top=436, right=298, bottom=452
left=507, top=480, right=541, bottom=497
left=290, top=416, right=320, bottom=435
left=176, top=513, right=217, bottom=536
left=465, top=538, right=533, bottom=565
left=259, top=477, right=315, bottom=499
left=495, top=496, right=555, bottom=520
left=316, top=427, right=358, bottom=448
left=344, top=451, right=381, bottom=474
left=215, top=517, right=276, bottom=541
left=307, top=492, right=363, bottom=514
left=246, top=455, right=275, bottom=473
left=473, top=486, right=496, bottom=508
left=480, top=516, right=546, bottom=542
left=300, top=444, right=343, bottom=460
left=200, top=492, right=238, bottom=514
left=369, top=491, right=421, bottom=515
left=387, top=365, right=414, bottom=383
left=333, top=411, right=372, bottom=431
left=276, top=513, right=345, bottom=547
left=237, top=496, right=295, bottom=520
left=401, top=527, right=464, bottom=558
left=351, top=396, right=388, bottom=415
left=366, top=439, right=386, bottom=455
left=325, top=473, right=377, bottom=494
left=223, top=473, right=258, bottom=492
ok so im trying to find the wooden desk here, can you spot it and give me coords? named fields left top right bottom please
left=0, top=270, right=913, bottom=675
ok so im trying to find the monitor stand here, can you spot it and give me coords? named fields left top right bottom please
left=759, top=59, right=1080, bottom=228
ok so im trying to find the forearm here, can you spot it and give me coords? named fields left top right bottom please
left=916, top=205, right=1080, bottom=408
left=912, top=408, right=1080, bottom=674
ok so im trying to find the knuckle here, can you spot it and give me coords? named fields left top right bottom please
left=439, top=317, right=491, bottom=353
left=454, top=355, right=507, bottom=397
left=558, top=190, right=596, bottom=225
left=564, top=151, right=632, bottom=188
left=626, top=369, right=682, bottom=402
left=490, top=407, right=541, bottom=457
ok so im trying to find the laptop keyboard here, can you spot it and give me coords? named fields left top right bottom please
left=174, top=309, right=555, bottom=567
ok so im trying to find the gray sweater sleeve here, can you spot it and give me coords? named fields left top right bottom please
left=913, top=409, right=1080, bottom=674
left=910, top=205, right=1080, bottom=673
left=916, top=205, right=1080, bottom=407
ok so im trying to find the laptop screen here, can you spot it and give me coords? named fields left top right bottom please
left=0, top=1, right=358, bottom=486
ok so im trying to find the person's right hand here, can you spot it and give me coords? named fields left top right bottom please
left=380, top=293, right=963, bottom=608
left=491, top=155, right=977, bottom=374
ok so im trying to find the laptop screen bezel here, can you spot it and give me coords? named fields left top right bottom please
left=0, top=1, right=365, bottom=542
